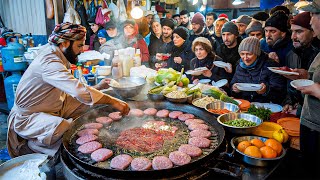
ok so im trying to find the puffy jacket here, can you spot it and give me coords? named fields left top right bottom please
left=148, top=35, right=174, bottom=69
left=260, top=33, right=293, bottom=66
left=166, top=40, right=195, bottom=72
left=230, top=52, right=286, bottom=104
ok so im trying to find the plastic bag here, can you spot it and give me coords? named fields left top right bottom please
left=108, top=1, right=119, bottom=20
left=87, top=0, right=97, bottom=20
left=95, top=0, right=111, bottom=26
left=63, top=0, right=81, bottom=24
left=117, top=0, right=127, bottom=22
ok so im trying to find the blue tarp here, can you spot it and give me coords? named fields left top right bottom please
left=260, top=0, right=299, bottom=10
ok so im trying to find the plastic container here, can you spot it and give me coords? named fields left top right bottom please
left=1, top=37, right=27, bottom=72
left=4, top=72, right=22, bottom=109
left=133, top=49, right=141, bottom=67
left=111, top=50, right=123, bottom=79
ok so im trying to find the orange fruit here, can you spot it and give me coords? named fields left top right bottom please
left=264, top=139, right=283, bottom=156
left=244, top=146, right=262, bottom=158
left=250, top=138, right=265, bottom=148
left=237, top=141, right=251, bottom=153
left=260, top=146, right=277, bottom=158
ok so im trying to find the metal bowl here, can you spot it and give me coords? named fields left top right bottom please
left=165, top=96, right=188, bottom=103
left=147, top=93, right=165, bottom=101
left=217, top=113, right=262, bottom=135
left=109, top=77, right=146, bottom=99
left=205, top=101, right=239, bottom=116
left=230, top=136, right=286, bottom=167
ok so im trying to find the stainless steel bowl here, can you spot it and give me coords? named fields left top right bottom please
left=109, top=77, right=146, bottom=99
left=147, top=93, right=165, bottom=101
left=217, top=113, right=262, bottom=135
left=165, top=96, right=188, bottom=103
left=230, top=136, right=286, bottom=167
left=205, top=101, right=239, bottom=115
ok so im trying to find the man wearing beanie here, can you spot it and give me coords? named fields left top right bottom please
left=189, top=12, right=216, bottom=50
left=235, top=15, right=252, bottom=39
left=179, top=10, right=192, bottom=30
left=260, top=11, right=293, bottom=66
left=230, top=37, right=286, bottom=104
left=149, top=19, right=175, bottom=69
left=282, top=11, right=320, bottom=118
left=166, top=26, right=195, bottom=72
left=245, top=21, right=263, bottom=39
left=216, top=21, right=242, bottom=79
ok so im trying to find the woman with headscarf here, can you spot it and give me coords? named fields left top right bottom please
left=6, top=22, right=129, bottom=158
left=166, top=26, right=195, bottom=72
left=119, top=19, right=150, bottom=66
left=189, top=37, right=229, bottom=85
left=230, top=37, right=286, bottom=104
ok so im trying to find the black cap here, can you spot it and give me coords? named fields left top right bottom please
left=161, top=18, right=175, bottom=30
left=173, top=26, right=189, bottom=40
left=105, top=20, right=116, bottom=30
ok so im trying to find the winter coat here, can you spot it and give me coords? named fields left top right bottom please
left=189, top=27, right=216, bottom=49
left=260, top=33, right=293, bottom=66
left=230, top=52, right=286, bottom=104
left=148, top=35, right=174, bottom=69
left=166, top=40, right=195, bottom=72
left=99, top=42, right=111, bottom=66
left=189, top=53, right=228, bottom=82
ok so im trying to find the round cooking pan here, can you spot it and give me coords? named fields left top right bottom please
left=62, top=101, right=225, bottom=179
left=230, top=136, right=286, bottom=167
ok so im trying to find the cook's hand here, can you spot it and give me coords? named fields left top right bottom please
left=156, top=53, right=163, bottom=60
left=232, top=83, right=241, bottom=93
left=94, top=78, right=111, bottom=90
left=111, top=98, right=130, bottom=115
left=282, top=104, right=293, bottom=113
left=256, top=83, right=267, bottom=94
left=296, top=83, right=320, bottom=99
left=283, top=68, right=309, bottom=80
left=224, top=63, right=232, bottom=74
left=174, top=57, right=182, bottom=64
left=202, top=69, right=212, bottom=77
left=269, top=52, right=279, bottom=63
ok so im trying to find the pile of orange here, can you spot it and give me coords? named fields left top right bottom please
left=237, top=138, right=282, bottom=158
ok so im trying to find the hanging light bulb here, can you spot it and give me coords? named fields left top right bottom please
left=232, top=0, right=245, bottom=5
left=131, top=6, right=143, bottom=19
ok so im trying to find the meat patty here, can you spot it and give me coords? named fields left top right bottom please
left=169, top=151, right=191, bottom=166
left=91, top=148, right=113, bottom=162
left=188, top=123, right=209, bottom=131
left=130, top=157, right=152, bottom=171
left=178, top=144, right=202, bottom=157
left=143, top=108, right=158, bottom=116
left=156, top=109, right=170, bottom=118
left=185, top=119, right=205, bottom=126
left=169, top=111, right=183, bottom=119
left=76, top=134, right=98, bottom=145
left=152, top=156, right=173, bottom=170
left=128, top=109, right=144, bottom=117
left=190, top=129, right=212, bottom=138
left=188, top=137, right=211, bottom=148
left=78, top=141, right=102, bottom=154
left=108, top=112, right=122, bottom=121
left=96, top=117, right=113, bottom=125
left=110, top=154, right=133, bottom=170
left=84, top=123, right=103, bottom=129
left=77, top=129, right=99, bottom=137
left=178, top=114, right=195, bottom=121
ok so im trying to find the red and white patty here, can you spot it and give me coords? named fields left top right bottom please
left=76, top=134, right=98, bottom=145
left=110, top=154, right=133, bottom=170
left=185, top=119, right=205, bottom=126
left=143, top=108, right=158, bottom=116
left=190, top=129, right=212, bottom=138
left=169, top=111, right=183, bottom=119
left=178, top=144, right=202, bottom=157
left=128, top=109, right=144, bottom=117
left=188, top=137, right=211, bottom=148
left=156, top=109, right=170, bottom=118
left=77, top=129, right=99, bottom=136
left=188, top=123, right=209, bottom=131
left=96, top=117, right=113, bottom=125
left=78, top=141, right=102, bottom=154
left=108, top=112, right=122, bottom=121
left=169, top=151, right=191, bottom=166
left=152, top=156, right=173, bottom=170
left=84, top=123, right=103, bottom=129
left=130, top=157, right=152, bottom=171
left=91, top=148, right=113, bottom=162
left=178, top=114, right=195, bottom=121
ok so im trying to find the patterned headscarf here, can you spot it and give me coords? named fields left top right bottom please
left=48, top=22, right=86, bottom=45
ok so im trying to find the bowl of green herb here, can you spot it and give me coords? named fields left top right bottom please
left=217, top=113, right=263, bottom=135
left=247, top=105, right=272, bottom=121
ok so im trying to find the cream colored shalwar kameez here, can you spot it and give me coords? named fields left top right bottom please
left=7, top=44, right=104, bottom=157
